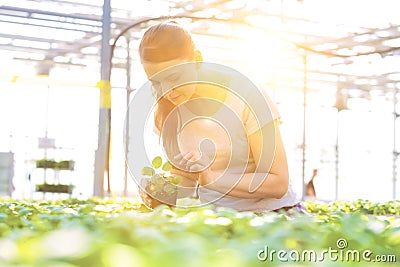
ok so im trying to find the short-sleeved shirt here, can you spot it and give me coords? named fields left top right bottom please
left=173, top=67, right=299, bottom=212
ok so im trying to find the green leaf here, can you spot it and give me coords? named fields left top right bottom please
left=162, top=161, right=172, bottom=172
left=141, top=166, right=155, bottom=176
left=171, top=176, right=182, bottom=185
left=152, top=156, right=163, bottom=169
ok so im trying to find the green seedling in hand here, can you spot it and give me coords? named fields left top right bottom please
left=141, top=156, right=182, bottom=206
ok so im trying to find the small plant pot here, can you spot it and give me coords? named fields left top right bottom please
left=139, top=156, right=182, bottom=209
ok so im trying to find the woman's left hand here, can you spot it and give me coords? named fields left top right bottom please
left=172, top=150, right=214, bottom=182
left=174, top=150, right=213, bottom=171
left=174, top=150, right=213, bottom=183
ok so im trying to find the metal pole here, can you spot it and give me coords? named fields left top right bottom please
left=335, top=108, right=339, bottom=200
left=335, top=78, right=340, bottom=201
left=124, top=36, right=132, bottom=197
left=43, top=83, right=50, bottom=184
left=393, top=87, right=398, bottom=200
left=93, top=0, right=111, bottom=197
left=301, top=54, right=307, bottom=200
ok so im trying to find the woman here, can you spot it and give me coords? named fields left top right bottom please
left=138, top=21, right=303, bottom=213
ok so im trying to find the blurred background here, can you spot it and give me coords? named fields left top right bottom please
left=0, top=0, right=399, bottom=202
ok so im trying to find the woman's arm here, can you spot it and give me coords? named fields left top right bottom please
left=199, top=119, right=289, bottom=199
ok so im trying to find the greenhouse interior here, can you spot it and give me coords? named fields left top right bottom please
left=0, top=0, right=399, bottom=266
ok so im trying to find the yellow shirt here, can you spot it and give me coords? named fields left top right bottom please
left=175, top=85, right=298, bottom=212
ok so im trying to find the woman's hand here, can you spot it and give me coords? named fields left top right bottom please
left=173, top=150, right=213, bottom=173
left=172, top=150, right=215, bottom=187
left=138, top=187, right=156, bottom=209
left=138, top=178, right=170, bottom=209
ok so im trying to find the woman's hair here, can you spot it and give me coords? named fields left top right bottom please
left=139, top=21, right=196, bottom=157
left=139, top=21, right=195, bottom=63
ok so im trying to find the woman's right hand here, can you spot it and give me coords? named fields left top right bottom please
left=138, top=187, right=155, bottom=209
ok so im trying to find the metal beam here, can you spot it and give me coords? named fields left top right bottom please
left=0, top=5, right=137, bottom=25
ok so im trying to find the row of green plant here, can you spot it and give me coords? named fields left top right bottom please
left=304, top=199, right=400, bottom=215
left=0, top=197, right=399, bottom=266
left=35, top=159, right=75, bottom=170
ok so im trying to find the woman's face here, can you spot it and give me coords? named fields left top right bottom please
left=142, top=58, right=197, bottom=105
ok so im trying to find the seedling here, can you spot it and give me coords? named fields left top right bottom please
left=141, top=156, right=182, bottom=208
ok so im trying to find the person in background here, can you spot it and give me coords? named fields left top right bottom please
left=305, top=169, right=318, bottom=199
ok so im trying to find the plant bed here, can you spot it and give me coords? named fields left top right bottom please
left=35, top=159, right=57, bottom=169
left=35, top=159, right=75, bottom=170
left=304, top=199, right=400, bottom=216
left=0, top=197, right=398, bottom=267
left=35, top=183, right=74, bottom=193
left=56, top=160, right=75, bottom=170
